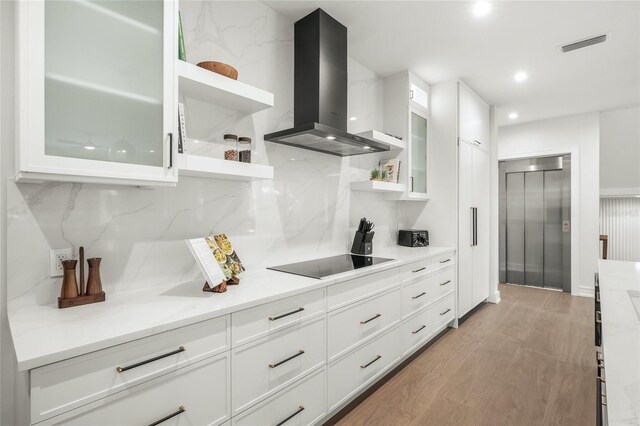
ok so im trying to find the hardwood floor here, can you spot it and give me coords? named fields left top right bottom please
left=333, top=284, right=596, bottom=426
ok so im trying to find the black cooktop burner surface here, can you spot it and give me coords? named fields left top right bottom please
left=267, top=254, right=394, bottom=279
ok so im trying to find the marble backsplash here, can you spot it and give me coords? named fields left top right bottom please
left=7, top=1, right=405, bottom=307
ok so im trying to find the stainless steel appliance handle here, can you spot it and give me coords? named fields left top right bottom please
left=474, top=207, right=478, bottom=246
left=470, top=207, right=474, bottom=246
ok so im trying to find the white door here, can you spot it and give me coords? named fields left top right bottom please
left=458, top=140, right=474, bottom=316
left=458, top=83, right=490, bottom=148
left=472, top=147, right=490, bottom=306
left=17, top=0, right=177, bottom=186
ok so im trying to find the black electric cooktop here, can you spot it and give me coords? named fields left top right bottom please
left=267, top=254, right=394, bottom=279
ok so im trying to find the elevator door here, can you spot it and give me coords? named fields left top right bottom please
left=500, top=156, right=570, bottom=291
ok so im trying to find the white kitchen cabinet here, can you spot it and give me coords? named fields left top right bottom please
left=458, top=139, right=490, bottom=317
left=459, top=83, right=490, bottom=149
left=49, top=353, right=230, bottom=426
left=16, top=0, right=178, bottom=186
left=383, top=71, right=431, bottom=200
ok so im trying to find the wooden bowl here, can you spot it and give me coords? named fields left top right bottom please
left=197, top=61, right=238, bottom=80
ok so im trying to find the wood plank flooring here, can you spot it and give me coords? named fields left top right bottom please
left=333, top=284, right=596, bottom=426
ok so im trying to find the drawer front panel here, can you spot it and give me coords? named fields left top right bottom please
left=232, top=367, right=326, bottom=426
left=232, top=288, right=325, bottom=347
left=400, top=258, right=432, bottom=283
left=53, top=353, right=230, bottom=426
left=232, top=317, right=325, bottom=415
left=429, top=267, right=455, bottom=300
left=402, top=275, right=432, bottom=317
left=328, top=326, right=402, bottom=411
left=431, top=252, right=455, bottom=268
left=32, top=316, right=230, bottom=423
left=431, top=293, right=456, bottom=332
left=328, top=288, right=401, bottom=360
left=328, top=268, right=400, bottom=311
left=402, top=307, right=432, bottom=355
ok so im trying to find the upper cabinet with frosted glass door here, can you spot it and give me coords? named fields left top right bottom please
left=16, top=0, right=178, bottom=186
left=384, top=71, right=430, bottom=200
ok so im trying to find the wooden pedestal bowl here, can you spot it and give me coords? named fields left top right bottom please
left=197, top=61, right=238, bottom=80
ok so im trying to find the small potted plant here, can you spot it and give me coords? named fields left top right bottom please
left=370, top=168, right=388, bottom=181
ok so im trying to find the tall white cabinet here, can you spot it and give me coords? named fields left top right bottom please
left=457, top=83, right=490, bottom=317
left=16, top=0, right=178, bottom=186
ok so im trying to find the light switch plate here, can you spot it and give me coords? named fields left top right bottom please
left=50, top=248, right=73, bottom=277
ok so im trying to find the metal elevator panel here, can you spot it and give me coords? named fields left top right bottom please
left=524, top=172, right=544, bottom=287
left=499, top=155, right=571, bottom=292
left=505, top=173, right=525, bottom=284
left=544, top=170, right=563, bottom=289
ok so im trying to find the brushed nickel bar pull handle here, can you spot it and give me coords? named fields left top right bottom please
left=596, top=292, right=600, bottom=303
left=360, top=355, right=382, bottom=369
left=269, top=307, right=304, bottom=321
left=412, top=325, right=427, bottom=334
left=360, top=313, right=382, bottom=324
left=440, top=280, right=452, bottom=286
left=168, top=133, right=173, bottom=169
left=440, top=308, right=451, bottom=316
left=412, top=292, right=427, bottom=300
left=412, top=267, right=426, bottom=273
left=275, top=406, right=305, bottom=426
left=269, top=350, right=305, bottom=368
left=148, top=405, right=185, bottom=426
left=117, top=346, right=185, bottom=373
left=440, top=259, right=452, bottom=264
left=596, top=311, right=602, bottom=324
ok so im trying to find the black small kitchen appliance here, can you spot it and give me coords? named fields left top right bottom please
left=398, top=229, right=429, bottom=247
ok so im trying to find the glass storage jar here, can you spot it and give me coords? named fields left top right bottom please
left=223, top=134, right=238, bottom=161
left=238, top=137, right=253, bottom=163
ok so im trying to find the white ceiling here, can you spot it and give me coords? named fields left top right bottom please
left=264, top=1, right=640, bottom=126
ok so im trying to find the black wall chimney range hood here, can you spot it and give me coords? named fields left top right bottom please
left=264, top=9, right=389, bottom=157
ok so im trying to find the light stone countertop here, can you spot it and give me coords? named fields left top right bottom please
left=8, top=246, right=455, bottom=371
left=598, top=260, right=640, bottom=426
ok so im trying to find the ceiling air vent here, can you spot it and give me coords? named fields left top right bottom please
left=561, top=34, right=607, bottom=53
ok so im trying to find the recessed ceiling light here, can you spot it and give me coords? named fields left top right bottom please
left=514, top=71, right=528, bottom=82
left=326, top=136, right=336, bottom=140
left=84, top=145, right=96, bottom=150
left=473, top=2, right=492, bottom=17
left=363, top=146, right=371, bottom=150
left=349, top=116, right=357, bottom=121
left=508, top=112, right=518, bottom=119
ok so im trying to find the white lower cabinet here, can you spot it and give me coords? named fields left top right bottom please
left=232, top=367, right=326, bottom=426
left=328, top=325, right=403, bottom=411
left=27, top=254, right=457, bottom=426
left=231, top=316, right=326, bottom=415
left=431, top=293, right=456, bottom=333
left=50, top=353, right=230, bottom=426
left=401, top=306, right=432, bottom=355
left=328, top=288, right=401, bottom=360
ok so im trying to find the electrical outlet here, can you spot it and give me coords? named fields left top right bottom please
left=50, top=248, right=73, bottom=277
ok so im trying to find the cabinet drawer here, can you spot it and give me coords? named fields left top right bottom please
left=232, top=316, right=325, bottom=415
left=402, top=307, right=432, bottom=355
left=400, top=258, right=432, bottom=283
left=31, top=316, right=230, bottom=424
left=328, top=288, right=401, bottom=360
left=432, top=252, right=455, bottom=268
left=431, top=293, right=455, bottom=332
left=232, top=289, right=325, bottom=347
left=50, top=353, right=230, bottom=426
left=429, top=267, right=455, bottom=300
left=328, top=268, right=399, bottom=311
left=402, top=275, right=432, bottom=317
left=232, top=367, right=326, bottom=426
left=328, top=326, right=402, bottom=411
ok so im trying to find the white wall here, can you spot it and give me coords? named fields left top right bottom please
left=498, top=112, right=600, bottom=297
left=599, top=106, right=640, bottom=195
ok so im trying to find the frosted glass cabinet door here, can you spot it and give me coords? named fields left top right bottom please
left=16, top=0, right=177, bottom=185
left=410, top=110, right=428, bottom=195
